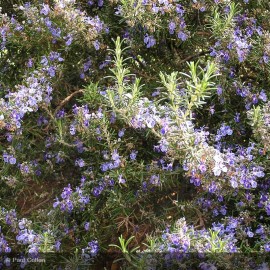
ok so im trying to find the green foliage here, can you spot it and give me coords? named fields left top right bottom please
left=109, top=235, right=140, bottom=268
left=210, top=2, right=239, bottom=37
left=1, top=1, right=270, bottom=269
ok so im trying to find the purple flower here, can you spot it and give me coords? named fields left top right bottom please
left=100, top=162, right=109, bottom=172
left=168, top=21, right=176, bottom=34
left=55, top=240, right=61, bottom=251
left=44, top=17, right=52, bottom=27
left=256, top=26, right=263, bottom=36
left=84, top=222, right=90, bottom=231
left=88, top=240, right=99, bottom=256
left=118, top=174, right=126, bottom=184
left=234, top=112, right=240, bottom=123
left=190, top=177, right=201, bottom=186
left=200, top=262, right=217, bottom=270
left=98, top=0, right=104, bottom=6
left=217, top=85, right=223, bottom=96
left=53, top=198, right=60, bottom=208
left=47, top=66, right=56, bottom=77
left=118, top=128, right=125, bottom=138
left=49, top=51, right=64, bottom=62
left=40, top=4, right=50, bottom=16
left=111, top=150, right=120, bottom=161
left=263, top=54, right=269, bottom=63
left=157, top=138, right=169, bottom=153
left=200, top=6, right=206, bottom=12
left=61, top=184, right=72, bottom=199
left=246, top=229, right=254, bottom=238
left=227, top=218, right=238, bottom=230
left=259, top=90, right=267, bottom=102
left=70, top=124, right=76, bottom=135
left=41, top=56, right=48, bottom=66
left=56, top=109, right=65, bottom=119
left=151, top=4, right=159, bottom=13
left=9, top=156, right=16, bottom=165
left=176, top=4, right=185, bottom=16
left=20, top=163, right=30, bottom=174
left=220, top=206, right=227, bottom=215
left=108, top=179, right=114, bottom=187
left=265, top=204, right=270, bottom=216
left=75, top=158, right=85, bottom=168
left=215, top=124, right=233, bottom=141
left=209, top=105, right=215, bottom=115
left=64, top=34, right=73, bottom=46
left=230, top=177, right=238, bottom=188
left=208, top=182, right=217, bottom=193
left=130, top=150, right=137, bottom=161
left=84, top=59, right=92, bottom=72
left=177, top=31, right=188, bottom=41
left=264, top=243, right=270, bottom=252
left=16, top=229, right=36, bottom=244
left=3, top=153, right=9, bottom=163
left=92, top=186, right=102, bottom=197
left=27, top=58, right=33, bottom=68
left=213, top=156, right=227, bottom=176
left=50, top=27, right=61, bottom=38
left=66, top=200, right=74, bottom=212
left=144, top=34, right=156, bottom=48
left=255, top=225, right=264, bottom=235
left=149, top=175, right=160, bottom=186
left=198, top=162, right=207, bottom=173
left=93, top=40, right=100, bottom=50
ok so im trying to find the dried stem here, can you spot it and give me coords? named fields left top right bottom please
left=55, top=89, right=84, bottom=113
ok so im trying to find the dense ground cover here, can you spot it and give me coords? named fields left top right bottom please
left=1, top=0, right=270, bottom=269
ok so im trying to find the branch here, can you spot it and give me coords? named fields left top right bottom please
left=55, top=89, right=84, bottom=113
left=179, top=50, right=211, bottom=64
left=22, top=196, right=52, bottom=215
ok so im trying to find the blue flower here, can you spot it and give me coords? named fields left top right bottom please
left=168, top=21, right=176, bottom=34
left=75, top=158, right=85, bottom=168
left=84, top=222, right=90, bottom=231
left=93, top=40, right=100, bottom=50
left=118, top=174, right=126, bottom=184
left=130, top=150, right=137, bottom=160
left=144, top=34, right=156, bottom=48
left=216, top=85, right=223, bottom=96
left=118, top=128, right=125, bottom=138
left=177, top=31, right=188, bottom=41
left=9, top=156, right=16, bottom=165
left=40, top=4, right=50, bottom=16
left=55, top=240, right=61, bottom=251
left=264, top=243, right=270, bottom=252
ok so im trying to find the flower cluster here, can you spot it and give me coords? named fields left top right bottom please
left=9, top=1, right=106, bottom=49
left=53, top=184, right=90, bottom=213
left=210, top=8, right=263, bottom=63
left=82, top=240, right=99, bottom=261
left=116, top=0, right=189, bottom=47
left=0, top=231, right=11, bottom=253
left=140, top=217, right=239, bottom=269
left=1, top=68, right=54, bottom=131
